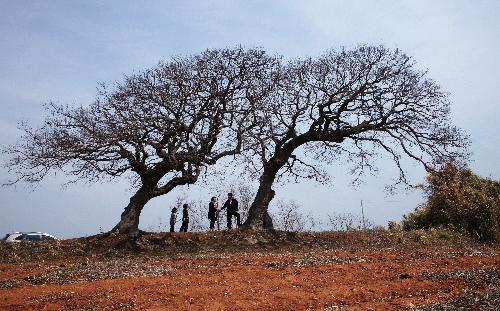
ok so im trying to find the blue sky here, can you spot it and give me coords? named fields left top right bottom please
left=1, top=1, right=499, bottom=238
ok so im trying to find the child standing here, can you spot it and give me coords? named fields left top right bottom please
left=170, top=207, right=178, bottom=232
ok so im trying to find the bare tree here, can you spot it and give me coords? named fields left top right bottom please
left=327, top=212, right=374, bottom=231
left=3, top=48, right=278, bottom=236
left=271, top=200, right=318, bottom=232
left=243, top=45, right=469, bottom=229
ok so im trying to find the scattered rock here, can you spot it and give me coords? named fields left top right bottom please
left=1, top=258, right=175, bottom=287
left=266, top=254, right=369, bottom=269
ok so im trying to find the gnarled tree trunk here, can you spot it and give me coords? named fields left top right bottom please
left=244, top=157, right=288, bottom=229
left=112, top=186, right=153, bottom=237
left=244, top=178, right=275, bottom=229
left=244, top=136, right=312, bottom=229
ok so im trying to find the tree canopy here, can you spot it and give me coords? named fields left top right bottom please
left=3, top=45, right=469, bottom=233
left=3, top=47, right=278, bottom=235
left=243, top=46, right=469, bottom=228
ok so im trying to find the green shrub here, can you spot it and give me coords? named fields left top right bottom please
left=403, top=162, right=500, bottom=241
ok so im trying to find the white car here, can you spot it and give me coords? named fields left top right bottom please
left=2, top=232, right=58, bottom=242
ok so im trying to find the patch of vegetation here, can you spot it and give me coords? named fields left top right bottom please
left=413, top=268, right=500, bottom=311
left=403, top=162, right=500, bottom=242
left=0, top=229, right=476, bottom=263
left=413, top=288, right=500, bottom=311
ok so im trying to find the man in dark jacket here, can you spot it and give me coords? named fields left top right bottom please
left=221, top=192, right=241, bottom=229
left=179, top=204, right=189, bottom=232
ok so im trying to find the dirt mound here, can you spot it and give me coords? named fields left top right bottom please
left=0, top=228, right=474, bottom=263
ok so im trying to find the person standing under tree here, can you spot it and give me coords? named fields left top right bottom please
left=179, top=204, right=189, bottom=232
left=208, top=197, right=219, bottom=231
left=221, top=192, right=241, bottom=229
left=169, top=207, right=178, bottom=232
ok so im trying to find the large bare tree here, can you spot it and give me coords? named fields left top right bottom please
left=243, top=45, right=469, bottom=229
left=3, top=47, right=278, bottom=236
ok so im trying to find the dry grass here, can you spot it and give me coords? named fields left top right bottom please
left=0, top=228, right=474, bottom=264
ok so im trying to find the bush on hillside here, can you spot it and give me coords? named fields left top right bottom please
left=402, top=162, right=500, bottom=241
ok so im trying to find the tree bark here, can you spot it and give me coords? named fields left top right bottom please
left=112, top=186, right=153, bottom=237
left=244, top=179, right=275, bottom=229
left=243, top=158, right=285, bottom=229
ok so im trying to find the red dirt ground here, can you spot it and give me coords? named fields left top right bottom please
left=0, top=232, right=499, bottom=310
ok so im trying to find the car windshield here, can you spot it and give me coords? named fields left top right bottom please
left=42, top=235, right=55, bottom=241
left=26, top=235, right=42, bottom=241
